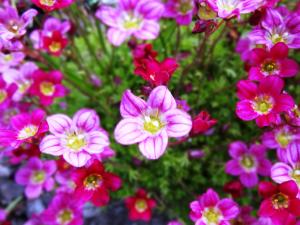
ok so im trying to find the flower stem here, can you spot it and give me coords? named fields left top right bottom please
left=5, top=196, right=22, bottom=214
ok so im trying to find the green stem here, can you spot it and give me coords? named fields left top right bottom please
left=5, top=196, right=22, bottom=214
left=95, top=20, right=108, bottom=54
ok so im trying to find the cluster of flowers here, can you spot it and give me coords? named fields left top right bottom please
left=0, top=0, right=299, bottom=224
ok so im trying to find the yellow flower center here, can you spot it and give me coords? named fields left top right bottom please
left=135, top=199, right=148, bottom=213
left=271, top=34, right=286, bottom=44
left=84, top=174, right=103, bottom=190
left=198, top=2, right=217, bottom=20
left=178, top=0, right=193, bottom=14
left=40, top=0, right=55, bottom=6
left=3, top=54, right=13, bottom=62
left=203, top=207, right=221, bottom=224
left=276, top=132, right=291, bottom=148
left=272, top=193, right=289, bottom=209
left=57, top=209, right=73, bottom=225
left=0, top=90, right=7, bottom=104
left=49, top=42, right=62, bottom=53
left=262, top=61, right=278, bottom=74
left=143, top=115, right=164, bottom=134
left=252, top=95, right=273, bottom=115
left=31, top=170, right=46, bottom=184
left=123, top=14, right=141, bottom=30
left=40, top=81, right=55, bottom=96
left=240, top=155, right=255, bottom=169
left=18, top=81, right=31, bottom=94
left=18, top=125, right=38, bottom=140
left=292, top=169, right=300, bottom=186
left=66, top=133, right=86, bottom=151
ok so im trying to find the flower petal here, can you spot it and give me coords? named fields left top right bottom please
left=271, top=162, right=292, bottom=184
left=165, top=109, right=192, bottom=138
left=86, top=130, right=109, bottom=153
left=40, top=135, right=64, bottom=156
left=72, top=109, right=100, bottom=132
left=147, top=86, right=176, bottom=112
left=236, top=100, right=258, bottom=121
left=47, top=114, right=72, bottom=135
left=63, top=151, right=91, bottom=167
left=240, top=172, right=258, bottom=188
left=120, top=90, right=147, bottom=118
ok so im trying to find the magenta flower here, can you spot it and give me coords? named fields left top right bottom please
left=15, top=157, right=56, bottom=199
left=164, top=0, right=195, bottom=25
left=42, top=192, right=84, bottom=225
left=0, top=6, right=37, bottom=41
left=29, top=70, right=67, bottom=106
left=249, top=8, right=300, bottom=49
left=0, top=51, right=25, bottom=72
left=0, top=76, right=17, bottom=109
left=235, top=35, right=256, bottom=62
left=205, top=0, right=264, bottom=19
left=40, top=109, right=110, bottom=167
left=114, top=86, right=192, bottom=160
left=225, top=141, right=271, bottom=188
left=189, top=188, right=239, bottom=225
left=236, top=76, right=294, bottom=127
left=0, top=109, right=48, bottom=148
left=96, top=0, right=164, bottom=46
left=248, top=43, right=299, bottom=81
left=3, top=62, right=38, bottom=101
left=262, top=125, right=300, bottom=162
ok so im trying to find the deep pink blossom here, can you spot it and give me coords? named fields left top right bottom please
left=0, top=109, right=48, bottom=148
left=258, top=181, right=300, bottom=225
left=0, top=6, right=37, bottom=40
left=42, top=192, right=84, bottom=225
left=96, top=0, right=164, bottom=46
left=15, top=157, right=56, bottom=199
left=40, top=109, right=110, bottom=167
left=31, top=0, right=75, bottom=12
left=30, top=70, right=67, bottom=106
left=125, top=189, right=156, bottom=222
left=190, top=110, right=217, bottom=136
left=71, top=161, right=121, bottom=206
left=248, top=43, right=299, bottom=81
left=236, top=76, right=294, bottom=127
left=189, top=188, right=239, bottom=225
left=114, top=86, right=192, bottom=160
left=225, top=141, right=271, bottom=188
left=164, top=0, right=195, bottom=25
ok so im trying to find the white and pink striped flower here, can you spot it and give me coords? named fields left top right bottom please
left=114, top=86, right=192, bottom=160
left=40, top=109, right=109, bottom=167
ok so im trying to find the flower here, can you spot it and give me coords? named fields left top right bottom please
left=114, top=86, right=192, bottom=160
left=230, top=206, right=256, bottom=225
left=2, top=62, right=38, bottom=101
left=0, top=77, right=17, bottom=109
left=286, top=104, right=300, bottom=127
left=15, top=157, right=56, bottom=199
left=248, top=43, right=299, bottom=81
left=225, top=141, right=271, bottom=188
left=132, top=43, right=158, bottom=67
left=134, top=57, right=178, bottom=86
left=223, top=180, right=243, bottom=198
left=164, top=0, right=195, bottom=25
left=0, top=109, right=48, bottom=148
left=42, top=192, right=84, bottom=225
left=42, top=31, right=68, bottom=56
left=96, top=0, right=164, bottom=46
left=31, top=0, right=75, bottom=12
left=261, top=125, right=300, bottom=162
left=189, top=188, right=239, bottom=225
left=258, top=181, right=300, bottom=225
left=71, top=160, right=121, bottom=206
left=0, top=51, right=25, bottom=72
left=249, top=8, right=300, bottom=49
left=0, top=6, right=37, bottom=40
left=125, top=189, right=156, bottom=222
left=205, top=0, right=265, bottom=19
left=190, top=111, right=217, bottom=136
left=40, top=109, right=110, bottom=167
left=236, top=76, right=294, bottom=127
left=29, top=70, right=67, bottom=106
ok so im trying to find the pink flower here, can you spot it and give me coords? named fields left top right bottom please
left=42, top=192, right=84, bottom=225
left=42, top=31, right=68, bottom=56
left=40, top=109, right=110, bottom=167
left=0, top=51, right=25, bottom=72
left=231, top=206, right=256, bottom=225
left=205, top=0, right=265, bottom=19
left=258, top=181, right=300, bottom=225
left=0, top=76, right=17, bottom=109
left=114, top=86, right=192, bottom=160
left=261, top=125, right=300, bottom=162
left=236, top=76, right=294, bottom=127
left=286, top=104, right=300, bottom=127
left=248, top=43, right=299, bottom=81
left=249, top=8, right=300, bottom=49
left=29, top=70, right=67, bottom=106
left=190, top=111, right=217, bottom=136
left=164, top=0, right=195, bottom=25
left=125, top=189, right=156, bottom=222
left=225, top=141, right=271, bottom=188
left=189, top=188, right=239, bottom=225
left=0, top=6, right=37, bottom=40
left=15, top=157, right=56, bottom=199
left=96, top=0, right=164, bottom=46
left=31, top=0, right=75, bottom=12
left=71, top=160, right=122, bottom=206
left=0, top=109, right=48, bottom=148
left=223, top=180, right=243, bottom=198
